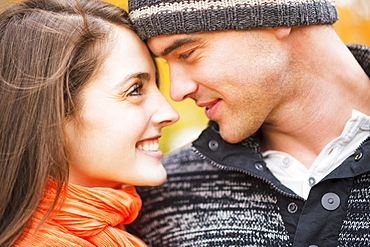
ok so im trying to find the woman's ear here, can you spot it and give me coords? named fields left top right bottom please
left=273, top=27, right=292, bottom=40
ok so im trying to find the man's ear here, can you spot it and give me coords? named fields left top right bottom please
left=272, top=27, right=292, bottom=40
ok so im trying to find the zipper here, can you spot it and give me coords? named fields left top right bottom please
left=192, top=146, right=304, bottom=201
left=354, top=135, right=370, bottom=153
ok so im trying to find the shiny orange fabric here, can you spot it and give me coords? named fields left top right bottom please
left=15, top=182, right=147, bottom=247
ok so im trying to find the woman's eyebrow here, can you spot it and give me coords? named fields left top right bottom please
left=114, top=72, right=151, bottom=89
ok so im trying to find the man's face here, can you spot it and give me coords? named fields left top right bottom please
left=148, top=29, right=290, bottom=143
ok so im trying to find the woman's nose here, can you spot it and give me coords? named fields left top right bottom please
left=152, top=91, right=179, bottom=127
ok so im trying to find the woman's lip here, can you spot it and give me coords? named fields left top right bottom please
left=136, top=149, right=163, bottom=159
left=137, top=135, right=161, bottom=143
left=136, top=135, right=163, bottom=159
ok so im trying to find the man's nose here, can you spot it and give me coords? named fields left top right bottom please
left=169, top=65, right=198, bottom=102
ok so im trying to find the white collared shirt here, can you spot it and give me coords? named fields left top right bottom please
left=263, top=110, right=370, bottom=199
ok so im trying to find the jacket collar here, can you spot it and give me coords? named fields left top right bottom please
left=192, top=121, right=300, bottom=198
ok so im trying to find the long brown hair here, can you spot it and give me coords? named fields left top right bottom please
left=0, top=0, right=133, bottom=245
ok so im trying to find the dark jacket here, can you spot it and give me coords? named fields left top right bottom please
left=129, top=44, right=370, bottom=247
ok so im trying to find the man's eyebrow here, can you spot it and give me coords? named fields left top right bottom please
left=159, top=37, right=199, bottom=57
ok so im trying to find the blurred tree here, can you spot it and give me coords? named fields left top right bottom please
left=335, top=0, right=370, bottom=45
left=0, top=0, right=19, bottom=10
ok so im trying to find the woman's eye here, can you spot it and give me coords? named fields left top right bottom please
left=127, top=82, right=143, bottom=96
left=178, top=50, right=194, bottom=60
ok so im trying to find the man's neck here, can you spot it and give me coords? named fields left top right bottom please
left=259, top=26, right=370, bottom=168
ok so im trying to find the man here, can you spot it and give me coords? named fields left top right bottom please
left=127, top=0, right=370, bottom=246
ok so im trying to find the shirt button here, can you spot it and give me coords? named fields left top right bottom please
left=308, top=177, right=316, bottom=186
left=254, top=162, right=264, bottom=171
left=208, top=140, right=219, bottom=151
left=287, top=202, right=298, bottom=213
left=321, top=192, right=340, bottom=211
left=308, top=245, right=318, bottom=247
left=282, top=157, right=291, bottom=167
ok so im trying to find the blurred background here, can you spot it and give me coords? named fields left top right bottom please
left=1, top=0, right=369, bottom=154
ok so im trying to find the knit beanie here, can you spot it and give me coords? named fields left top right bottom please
left=128, top=0, right=338, bottom=40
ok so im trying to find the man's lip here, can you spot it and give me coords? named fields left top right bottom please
left=204, top=99, right=221, bottom=119
left=197, top=99, right=220, bottom=108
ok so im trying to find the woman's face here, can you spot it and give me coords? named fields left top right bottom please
left=65, top=25, right=179, bottom=188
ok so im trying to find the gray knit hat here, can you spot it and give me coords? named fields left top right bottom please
left=128, top=0, right=338, bottom=40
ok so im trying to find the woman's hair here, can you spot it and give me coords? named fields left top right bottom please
left=0, top=0, right=133, bottom=245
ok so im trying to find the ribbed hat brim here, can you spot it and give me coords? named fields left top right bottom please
left=129, top=0, right=338, bottom=40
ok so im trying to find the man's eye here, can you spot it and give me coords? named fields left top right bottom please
left=178, top=50, right=194, bottom=60
left=127, top=82, right=143, bottom=96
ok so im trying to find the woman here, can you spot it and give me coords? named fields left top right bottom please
left=0, top=0, right=179, bottom=246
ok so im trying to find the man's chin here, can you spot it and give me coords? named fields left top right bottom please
left=220, top=130, right=245, bottom=144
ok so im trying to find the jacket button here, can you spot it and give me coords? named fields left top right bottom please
left=287, top=202, right=298, bottom=213
left=321, top=192, right=340, bottom=211
left=354, top=152, right=363, bottom=161
left=208, top=140, right=219, bottom=151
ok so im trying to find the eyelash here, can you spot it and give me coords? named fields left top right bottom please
left=127, top=82, right=144, bottom=96
left=178, top=50, right=194, bottom=60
